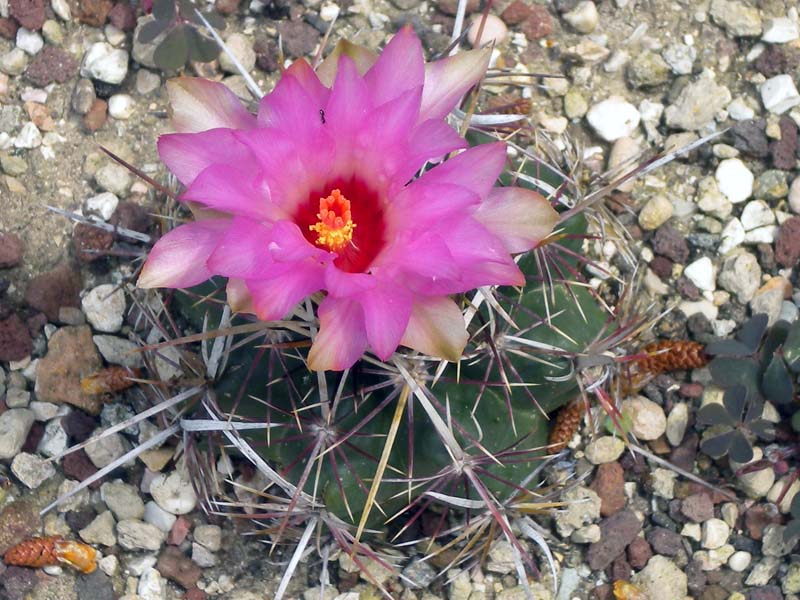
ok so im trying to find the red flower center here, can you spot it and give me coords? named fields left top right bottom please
left=296, top=176, right=386, bottom=274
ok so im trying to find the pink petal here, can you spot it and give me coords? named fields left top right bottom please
left=307, top=298, right=368, bottom=371
left=407, top=119, right=467, bottom=169
left=376, top=231, right=459, bottom=281
left=418, top=142, right=506, bottom=199
left=324, top=265, right=375, bottom=297
left=358, top=284, right=412, bottom=360
left=388, top=182, right=480, bottom=233
left=167, top=77, right=257, bottom=133
left=158, top=129, right=254, bottom=185
left=267, top=221, right=329, bottom=262
left=363, top=25, right=424, bottom=108
left=475, top=187, right=558, bottom=254
left=227, top=278, right=256, bottom=314
left=246, top=261, right=326, bottom=320
left=420, top=48, right=490, bottom=122
left=281, top=59, right=330, bottom=107
left=181, top=164, right=275, bottom=221
left=441, top=218, right=525, bottom=288
left=400, top=296, right=468, bottom=361
left=138, top=220, right=228, bottom=288
left=206, top=217, right=273, bottom=278
left=325, top=56, right=371, bottom=140
left=258, top=70, right=326, bottom=141
left=316, top=40, right=378, bottom=88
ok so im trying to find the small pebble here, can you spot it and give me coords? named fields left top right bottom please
left=586, top=97, right=641, bottom=141
left=762, top=17, right=799, bottom=43
left=701, top=518, right=731, bottom=549
left=684, top=256, right=716, bottom=291
left=80, top=42, right=129, bottom=84
left=620, top=395, right=666, bottom=440
left=82, top=284, right=126, bottom=333
left=467, top=14, right=507, bottom=47
left=107, top=93, right=134, bottom=119
left=562, top=0, right=598, bottom=34
left=716, top=158, right=753, bottom=204
left=728, top=550, right=752, bottom=572
left=150, top=471, right=198, bottom=515
left=584, top=436, right=624, bottom=464
left=85, top=192, right=119, bottom=221
left=16, top=27, right=43, bottom=55
left=760, top=74, right=800, bottom=114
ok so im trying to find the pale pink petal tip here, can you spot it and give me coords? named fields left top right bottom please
left=420, top=48, right=491, bottom=121
left=137, top=220, right=228, bottom=289
left=316, top=40, right=379, bottom=88
left=475, top=188, right=559, bottom=254
left=226, top=278, right=256, bottom=314
left=400, top=297, right=468, bottom=362
left=307, top=299, right=368, bottom=371
left=167, top=77, right=257, bottom=133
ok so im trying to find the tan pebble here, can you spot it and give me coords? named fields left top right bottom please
left=468, top=14, right=508, bottom=47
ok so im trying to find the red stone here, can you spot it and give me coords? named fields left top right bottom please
left=157, top=546, right=203, bottom=589
left=168, top=516, right=192, bottom=545
left=25, top=46, right=78, bottom=87
left=500, top=0, right=531, bottom=25
left=108, top=2, right=136, bottom=30
left=521, top=5, right=553, bottom=40
left=0, top=234, right=22, bottom=268
left=776, top=216, right=800, bottom=268
left=0, top=313, right=32, bottom=362
left=74, top=223, right=114, bottom=263
left=590, top=462, right=626, bottom=517
left=78, top=0, right=113, bottom=26
left=84, top=98, right=108, bottom=132
left=9, top=0, right=44, bottom=30
left=24, top=263, right=81, bottom=322
left=0, top=17, right=19, bottom=40
left=626, top=536, right=652, bottom=569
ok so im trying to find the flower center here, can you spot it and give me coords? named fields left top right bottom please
left=309, top=189, right=357, bottom=252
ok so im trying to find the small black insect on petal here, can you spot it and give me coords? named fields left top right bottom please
left=319, top=109, right=326, bottom=124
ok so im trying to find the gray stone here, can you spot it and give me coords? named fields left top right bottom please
left=194, top=524, right=222, bottom=552
left=11, top=452, right=56, bottom=488
left=191, top=542, right=217, bottom=567
left=626, top=51, right=670, bottom=88
left=762, top=523, right=793, bottom=557
left=80, top=510, right=117, bottom=547
left=101, top=481, right=145, bottom=520
left=634, top=555, right=687, bottom=600
left=117, top=519, right=166, bottom=551
left=94, top=163, right=132, bottom=197
left=0, top=408, right=35, bottom=459
left=554, top=486, right=602, bottom=537
left=665, top=72, right=732, bottom=131
left=219, top=33, right=256, bottom=74
left=85, top=428, right=130, bottom=469
left=37, top=418, right=68, bottom=457
left=80, top=42, right=129, bottom=84
left=93, top=335, right=144, bottom=369
left=401, top=560, right=437, bottom=589
left=710, top=0, right=762, bottom=36
left=718, top=251, right=761, bottom=303
left=82, top=284, right=126, bottom=333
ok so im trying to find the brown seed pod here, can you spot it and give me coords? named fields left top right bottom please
left=635, top=340, right=709, bottom=376
left=80, top=366, right=141, bottom=395
left=4, top=536, right=97, bottom=574
left=547, top=398, right=585, bottom=454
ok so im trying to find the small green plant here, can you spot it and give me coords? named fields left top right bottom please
left=138, top=0, right=224, bottom=71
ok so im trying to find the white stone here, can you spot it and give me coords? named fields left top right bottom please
left=82, top=284, right=126, bottom=333
left=728, top=550, right=752, bottom=572
left=93, top=335, right=144, bottom=369
left=467, top=14, right=507, bottom=47
left=584, top=436, right=624, bottom=464
left=681, top=523, right=702, bottom=541
left=620, top=395, right=666, bottom=440
left=143, top=500, right=177, bottom=532
left=684, top=257, right=716, bottom=291
left=102, top=480, right=145, bottom=520
left=0, top=409, right=35, bottom=459
left=138, top=566, right=167, bottom=600
left=194, top=524, right=222, bottom=552
left=716, top=158, right=753, bottom=203
left=678, top=299, right=719, bottom=320
left=719, top=218, right=745, bottom=254
left=51, top=0, right=71, bottom=20
left=701, top=518, right=730, bottom=549
left=29, top=401, right=61, bottom=421
left=104, top=24, right=126, bottom=47
left=117, top=519, right=166, bottom=551
left=108, top=94, right=135, bottom=120
left=14, top=122, right=41, bottom=149
left=731, top=447, right=775, bottom=498
left=37, top=418, right=68, bottom=458
left=651, top=468, right=678, bottom=499
left=666, top=403, right=688, bottom=446
left=586, top=97, right=641, bottom=142
left=149, top=471, right=197, bottom=515
left=762, top=17, right=799, bottom=43
left=744, top=224, right=778, bottom=244
left=99, top=555, right=118, bottom=576
left=94, top=163, right=132, bottom=196
left=79, top=510, right=117, bottom=546
left=219, top=33, right=256, bottom=75
left=16, top=28, right=43, bottom=55
left=740, top=199, right=775, bottom=230
left=85, top=192, right=119, bottom=221
left=11, top=452, right=56, bottom=488
left=633, top=555, right=687, bottom=600
left=638, top=195, right=673, bottom=230
left=85, top=428, right=130, bottom=469
left=563, top=1, right=599, bottom=33
left=319, top=2, right=339, bottom=21
left=727, top=97, right=755, bottom=120
left=192, top=542, right=217, bottom=567
left=607, top=136, right=641, bottom=192
left=761, top=75, right=800, bottom=114
left=0, top=48, right=28, bottom=76
left=80, top=42, right=129, bottom=85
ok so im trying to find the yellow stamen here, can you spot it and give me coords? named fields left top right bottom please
left=309, top=189, right=356, bottom=251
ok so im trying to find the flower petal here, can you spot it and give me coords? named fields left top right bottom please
left=358, top=284, right=413, bottom=360
left=182, top=164, right=275, bottom=221
left=388, top=182, right=480, bottom=234
left=258, top=69, right=326, bottom=141
left=138, top=220, right=228, bottom=288
left=206, top=217, right=273, bottom=278
left=167, top=77, right=257, bottom=133
left=420, top=48, right=490, bottom=122
left=324, top=265, right=375, bottom=297
left=227, top=278, right=256, bottom=314
left=418, top=142, right=506, bottom=199
left=158, top=129, right=254, bottom=185
left=475, top=187, right=558, bottom=254
left=308, top=298, right=368, bottom=371
left=316, top=40, right=378, bottom=88
left=400, top=296, right=468, bottom=361
left=407, top=119, right=467, bottom=169
left=364, top=25, right=424, bottom=107
left=246, top=261, right=326, bottom=321
left=325, top=56, right=371, bottom=140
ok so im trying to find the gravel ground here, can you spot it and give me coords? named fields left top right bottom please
left=2, top=0, right=800, bottom=598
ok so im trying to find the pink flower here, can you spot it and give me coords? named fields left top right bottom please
left=139, top=27, right=558, bottom=371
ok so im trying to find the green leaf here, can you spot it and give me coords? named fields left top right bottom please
left=700, top=430, right=734, bottom=459
left=737, top=313, right=768, bottom=353
left=704, top=339, right=752, bottom=357
left=762, top=355, right=794, bottom=404
left=792, top=494, right=800, bottom=519
left=154, top=26, right=189, bottom=71
left=728, top=431, right=754, bottom=464
left=152, top=0, right=176, bottom=22
left=138, top=18, right=170, bottom=43
left=722, top=385, right=748, bottom=421
left=186, top=27, right=220, bottom=63
left=792, top=411, right=800, bottom=433
left=709, top=358, right=760, bottom=400
left=783, top=320, right=800, bottom=373
left=696, top=403, right=735, bottom=427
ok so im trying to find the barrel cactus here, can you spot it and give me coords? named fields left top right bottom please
left=125, top=26, right=617, bottom=595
